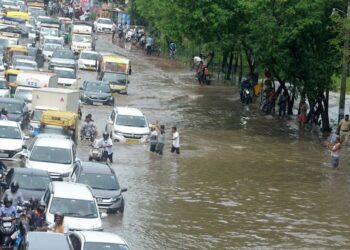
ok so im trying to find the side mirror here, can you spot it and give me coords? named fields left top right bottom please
left=100, top=212, right=107, bottom=219
left=79, top=87, right=83, bottom=90
left=121, top=188, right=127, bottom=193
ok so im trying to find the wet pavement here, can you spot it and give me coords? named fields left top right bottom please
left=76, top=35, right=350, bottom=249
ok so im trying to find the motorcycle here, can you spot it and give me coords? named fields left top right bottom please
left=81, top=127, right=96, bottom=142
left=241, top=89, right=252, bottom=105
left=0, top=216, right=17, bottom=245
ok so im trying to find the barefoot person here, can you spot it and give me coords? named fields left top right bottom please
left=337, top=114, right=350, bottom=145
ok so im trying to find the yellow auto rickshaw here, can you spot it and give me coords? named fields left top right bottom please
left=4, top=68, right=21, bottom=96
left=4, top=45, right=27, bottom=65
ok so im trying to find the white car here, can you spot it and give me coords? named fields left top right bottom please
left=0, top=120, right=27, bottom=159
left=13, top=59, right=38, bottom=71
left=106, top=107, right=150, bottom=143
left=78, top=50, right=99, bottom=70
left=43, top=182, right=103, bottom=231
left=23, top=136, right=76, bottom=180
left=0, top=78, right=10, bottom=98
left=54, top=67, right=77, bottom=87
left=69, top=231, right=129, bottom=250
left=94, top=18, right=113, bottom=33
left=42, top=43, right=64, bottom=60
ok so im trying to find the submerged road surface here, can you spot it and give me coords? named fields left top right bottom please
left=76, top=34, right=350, bottom=249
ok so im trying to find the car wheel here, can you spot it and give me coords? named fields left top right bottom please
left=119, top=198, right=125, bottom=213
left=88, top=156, right=92, bottom=161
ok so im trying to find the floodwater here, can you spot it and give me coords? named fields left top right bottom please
left=78, top=35, right=350, bottom=249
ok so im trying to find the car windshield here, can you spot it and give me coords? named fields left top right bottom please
left=55, top=69, right=76, bottom=79
left=30, top=109, right=43, bottom=122
left=0, top=80, right=8, bottom=89
left=0, top=125, right=21, bottom=139
left=80, top=52, right=98, bottom=60
left=0, top=102, right=22, bottom=114
left=116, top=115, right=147, bottom=127
left=79, top=173, right=119, bottom=190
left=44, top=43, right=61, bottom=51
left=73, top=34, right=91, bottom=43
left=53, top=50, right=75, bottom=59
left=84, top=243, right=129, bottom=250
left=13, top=174, right=50, bottom=191
left=102, top=72, right=126, bottom=85
left=15, top=89, right=32, bottom=102
left=14, top=61, right=38, bottom=70
left=99, top=19, right=112, bottom=24
left=41, top=28, right=58, bottom=37
left=30, top=146, right=72, bottom=164
left=85, top=83, right=110, bottom=93
left=0, top=39, right=17, bottom=46
left=49, top=198, right=98, bottom=218
left=45, top=38, right=61, bottom=45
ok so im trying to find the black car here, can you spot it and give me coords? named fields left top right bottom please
left=80, top=80, right=114, bottom=106
left=1, top=168, right=51, bottom=201
left=0, top=98, right=29, bottom=129
left=69, top=161, right=127, bottom=213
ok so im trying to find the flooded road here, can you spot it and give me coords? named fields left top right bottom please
left=77, top=35, right=350, bottom=249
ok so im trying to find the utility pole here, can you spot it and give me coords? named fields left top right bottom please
left=339, top=0, right=350, bottom=122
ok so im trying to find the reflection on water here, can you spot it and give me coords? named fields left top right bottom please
left=76, top=35, right=350, bottom=249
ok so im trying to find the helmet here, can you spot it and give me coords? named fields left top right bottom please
left=103, top=131, right=109, bottom=139
left=3, top=196, right=12, bottom=208
left=38, top=201, right=46, bottom=213
left=86, top=114, right=92, bottom=119
left=1, top=108, right=7, bottom=115
left=10, top=181, right=19, bottom=193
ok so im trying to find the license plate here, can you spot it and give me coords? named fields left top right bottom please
left=3, top=222, right=11, bottom=227
left=0, top=153, right=8, bottom=158
left=126, top=139, right=139, bottom=143
left=92, top=102, right=103, bottom=105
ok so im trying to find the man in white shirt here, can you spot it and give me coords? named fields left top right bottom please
left=95, top=131, right=113, bottom=163
left=171, top=126, right=180, bottom=154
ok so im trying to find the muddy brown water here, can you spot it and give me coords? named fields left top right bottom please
left=32, top=35, right=350, bottom=249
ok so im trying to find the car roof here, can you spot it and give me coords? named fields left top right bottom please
left=0, top=120, right=19, bottom=127
left=36, top=133, right=71, bottom=140
left=51, top=182, right=94, bottom=200
left=0, top=97, right=24, bottom=104
left=115, top=107, right=144, bottom=116
left=80, top=50, right=98, bottom=55
left=97, top=18, right=111, bottom=21
left=80, top=161, right=113, bottom=175
left=44, top=36, right=61, bottom=40
left=34, top=137, right=72, bottom=148
left=13, top=167, right=50, bottom=177
left=44, top=43, right=62, bottom=47
left=76, top=231, right=127, bottom=245
left=27, top=232, right=71, bottom=250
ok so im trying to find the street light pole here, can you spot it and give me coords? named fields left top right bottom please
left=339, top=0, right=350, bottom=122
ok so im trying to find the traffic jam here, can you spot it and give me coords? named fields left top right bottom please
left=0, top=1, right=137, bottom=249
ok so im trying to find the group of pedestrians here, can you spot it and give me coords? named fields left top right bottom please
left=149, top=124, right=180, bottom=155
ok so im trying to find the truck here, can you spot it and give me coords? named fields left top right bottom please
left=70, top=23, right=94, bottom=54
left=30, top=88, right=81, bottom=132
left=16, top=71, right=59, bottom=89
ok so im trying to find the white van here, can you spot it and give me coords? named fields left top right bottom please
left=16, top=71, right=59, bottom=88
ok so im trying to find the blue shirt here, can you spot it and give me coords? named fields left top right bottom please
left=146, top=37, right=154, bottom=46
left=0, top=206, right=17, bottom=217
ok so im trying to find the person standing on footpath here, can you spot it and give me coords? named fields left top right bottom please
left=337, top=114, right=350, bottom=145
left=111, top=22, right=117, bottom=42
left=328, top=136, right=341, bottom=168
left=149, top=126, right=158, bottom=152
left=171, top=126, right=180, bottom=154
left=156, top=125, right=165, bottom=155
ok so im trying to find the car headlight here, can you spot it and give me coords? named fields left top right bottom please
left=111, top=196, right=121, bottom=202
left=109, top=96, right=113, bottom=100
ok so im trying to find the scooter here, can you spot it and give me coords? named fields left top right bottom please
left=81, top=127, right=96, bottom=142
left=89, top=144, right=103, bottom=161
left=0, top=216, right=17, bottom=245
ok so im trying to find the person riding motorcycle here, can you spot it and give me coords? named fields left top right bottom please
left=49, top=212, right=69, bottom=234
left=240, top=80, right=252, bottom=103
left=95, top=131, right=113, bottom=163
left=2, top=182, right=24, bottom=207
left=0, top=197, right=17, bottom=218
left=28, top=201, right=47, bottom=231
left=80, top=114, right=97, bottom=140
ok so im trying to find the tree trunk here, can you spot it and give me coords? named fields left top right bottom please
left=288, top=86, right=296, bottom=115
left=221, top=51, right=229, bottom=73
left=226, top=52, right=234, bottom=80
left=321, top=90, right=331, bottom=131
left=233, top=54, right=238, bottom=74
left=238, top=51, right=243, bottom=84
